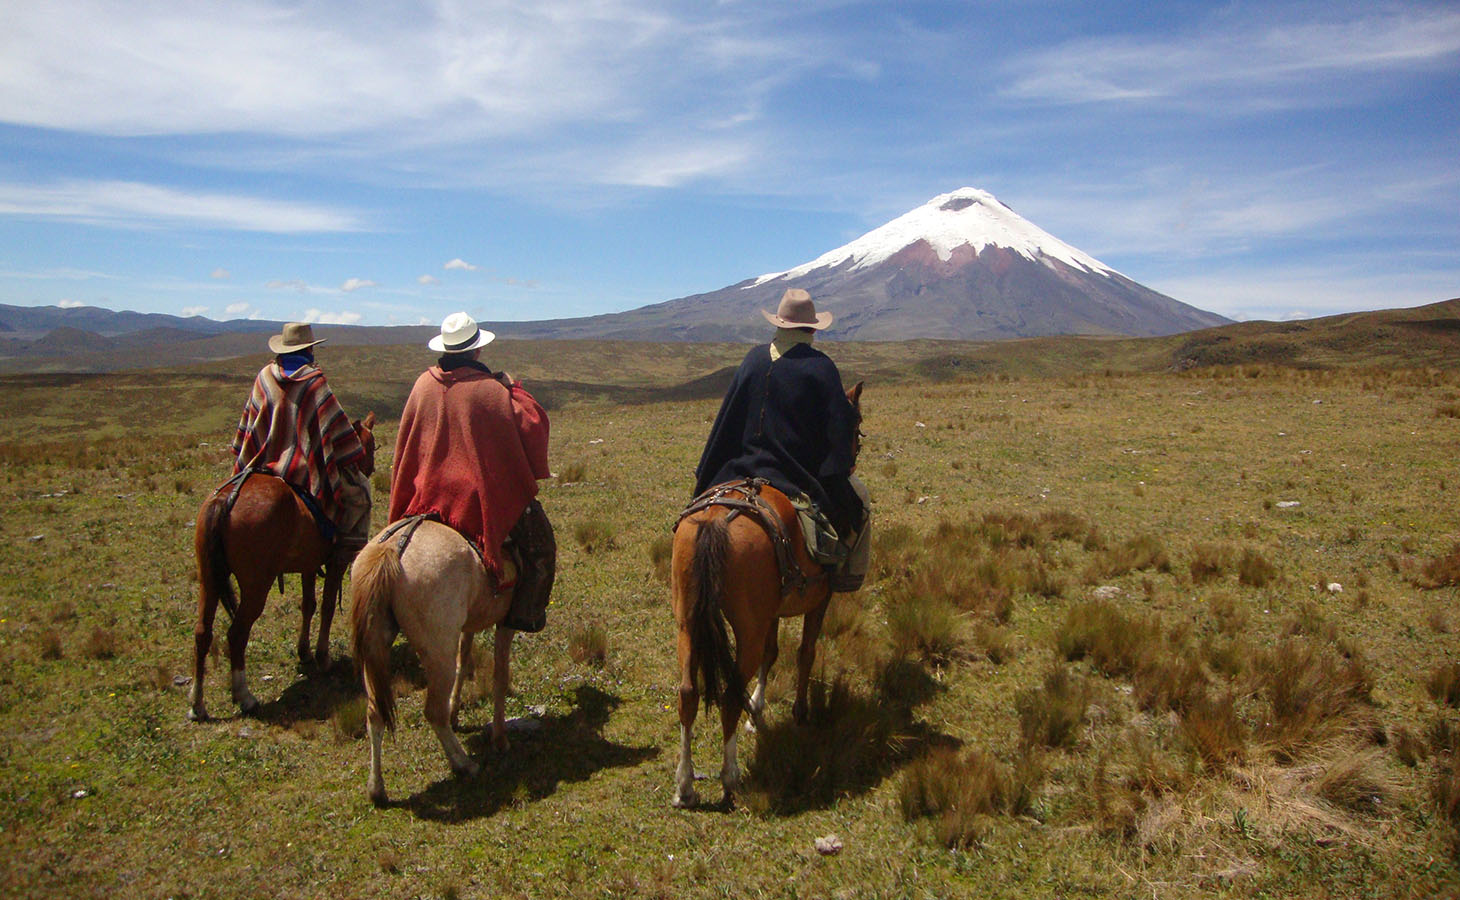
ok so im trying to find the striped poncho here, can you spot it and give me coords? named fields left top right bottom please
left=231, top=362, right=365, bottom=518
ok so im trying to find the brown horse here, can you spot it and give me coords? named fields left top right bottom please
left=670, top=383, right=862, bottom=808
left=349, top=518, right=531, bottom=805
left=188, top=413, right=376, bottom=721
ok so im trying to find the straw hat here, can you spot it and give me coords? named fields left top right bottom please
left=428, top=312, right=496, bottom=353
left=760, top=288, right=832, bottom=330
left=268, top=322, right=326, bottom=354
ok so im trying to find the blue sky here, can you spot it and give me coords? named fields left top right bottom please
left=0, top=0, right=1456, bottom=328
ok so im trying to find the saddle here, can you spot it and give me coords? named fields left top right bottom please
left=676, top=478, right=826, bottom=596
left=376, top=504, right=556, bottom=634
left=217, top=467, right=335, bottom=543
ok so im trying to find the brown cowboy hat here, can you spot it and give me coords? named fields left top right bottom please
left=760, top=288, right=832, bottom=330
left=268, top=322, right=326, bottom=354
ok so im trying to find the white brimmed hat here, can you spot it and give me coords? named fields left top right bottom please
left=428, top=312, right=496, bottom=353
left=761, top=288, right=832, bottom=330
left=268, top=322, right=326, bottom=354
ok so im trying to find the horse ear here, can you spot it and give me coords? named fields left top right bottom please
left=363, top=411, right=376, bottom=429
left=847, top=381, right=863, bottom=404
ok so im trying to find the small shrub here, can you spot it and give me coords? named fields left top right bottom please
left=1314, top=750, right=1396, bottom=816
left=1179, top=691, right=1247, bottom=771
left=572, top=519, right=616, bottom=553
left=1016, top=665, right=1090, bottom=750
left=1419, top=543, right=1460, bottom=588
left=1095, top=534, right=1171, bottom=578
left=898, top=746, right=1036, bottom=848
left=1237, top=548, right=1278, bottom=587
left=1252, top=638, right=1374, bottom=759
left=567, top=623, right=609, bottom=668
left=84, top=627, right=119, bottom=660
left=1056, top=600, right=1162, bottom=678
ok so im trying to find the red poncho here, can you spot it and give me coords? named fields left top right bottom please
left=388, top=365, right=550, bottom=577
left=232, top=362, right=365, bottom=519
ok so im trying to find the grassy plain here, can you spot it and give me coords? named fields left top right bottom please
left=3, top=314, right=1460, bottom=898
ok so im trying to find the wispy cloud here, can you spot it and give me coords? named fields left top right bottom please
left=225, top=302, right=252, bottom=315
left=301, top=308, right=363, bottom=326
left=1004, top=7, right=1460, bottom=109
left=58, top=298, right=84, bottom=308
left=418, top=274, right=440, bottom=285
left=210, top=267, right=230, bottom=279
left=340, top=277, right=376, bottom=292
left=180, top=305, right=208, bottom=317
left=0, top=180, right=365, bottom=232
left=443, top=259, right=477, bottom=271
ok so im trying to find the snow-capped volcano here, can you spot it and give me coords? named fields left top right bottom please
left=753, top=187, right=1115, bottom=285
left=494, top=187, right=1228, bottom=342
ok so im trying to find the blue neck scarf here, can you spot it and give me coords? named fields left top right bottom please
left=278, top=350, right=314, bottom=376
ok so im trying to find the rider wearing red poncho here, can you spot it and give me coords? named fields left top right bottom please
left=388, top=312, right=555, bottom=631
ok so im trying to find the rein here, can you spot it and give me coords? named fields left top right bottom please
left=676, top=478, right=825, bottom=596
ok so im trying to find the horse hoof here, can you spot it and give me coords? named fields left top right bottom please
left=671, top=790, right=699, bottom=809
left=238, top=698, right=260, bottom=716
left=453, top=761, right=481, bottom=780
left=369, top=788, right=388, bottom=807
left=187, top=707, right=209, bottom=723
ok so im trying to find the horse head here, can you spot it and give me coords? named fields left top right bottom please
left=353, top=412, right=377, bottom=477
left=846, top=381, right=864, bottom=466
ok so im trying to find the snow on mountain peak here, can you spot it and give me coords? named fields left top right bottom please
left=751, top=187, right=1115, bottom=286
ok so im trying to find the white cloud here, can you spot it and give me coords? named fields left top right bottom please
left=211, top=267, right=230, bottom=279
left=418, top=274, right=440, bottom=285
left=0, top=180, right=364, bottom=233
left=266, top=279, right=312, bottom=292
left=180, top=305, right=208, bottom=317
left=340, top=277, right=377, bottom=292
left=225, top=302, right=252, bottom=315
left=57, top=298, right=83, bottom=308
left=301, top=308, right=363, bottom=326
left=443, top=258, right=477, bottom=271
left=1004, top=8, right=1460, bottom=109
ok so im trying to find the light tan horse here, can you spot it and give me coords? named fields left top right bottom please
left=189, top=414, right=375, bottom=721
left=671, top=383, right=862, bottom=808
left=349, top=518, right=522, bottom=806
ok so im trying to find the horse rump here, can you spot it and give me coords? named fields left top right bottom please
left=349, top=540, right=403, bottom=731
left=687, top=515, right=743, bottom=713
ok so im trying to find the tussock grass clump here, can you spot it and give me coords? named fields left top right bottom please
left=1314, top=750, right=1398, bottom=816
left=869, top=523, right=920, bottom=582
left=1092, top=533, right=1171, bottom=579
left=1055, top=600, right=1163, bottom=678
left=973, top=623, right=1015, bottom=665
left=646, top=535, right=672, bottom=584
left=567, top=623, right=609, bottom=667
left=1179, top=691, right=1248, bottom=771
left=1433, top=750, right=1460, bottom=840
left=1132, top=650, right=1208, bottom=713
left=1189, top=543, right=1237, bottom=583
left=1426, top=661, right=1460, bottom=707
left=1207, top=593, right=1249, bottom=635
left=39, top=629, right=63, bottom=660
left=556, top=461, right=588, bottom=484
left=898, top=746, right=1039, bottom=848
left=1418, top=543, right=1460, bottom=588
left=1238, top=548, right=1278, bottom=587
left=885, top=592, right=965, bottom=665
left=1016, top=665, right=1090, bottom=750
left=571, top=519, right=616, bottom=553
left=332, top=696, right=368, bottom=742
left=84, top=627, right=119, bottom=660
left=1251, top=638, right=1374, bottom=760
left=371, top=469, right=390, bottom=496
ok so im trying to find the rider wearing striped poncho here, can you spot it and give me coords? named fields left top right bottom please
left=231, top=322, right=371, bottom=563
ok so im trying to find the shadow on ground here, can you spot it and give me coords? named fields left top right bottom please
left=390, top=684, right=659, bottom=823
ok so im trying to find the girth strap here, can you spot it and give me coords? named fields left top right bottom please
left=675, top=478, right=822, bottom=596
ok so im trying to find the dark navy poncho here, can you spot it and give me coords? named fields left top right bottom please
left=693, top=342, right=860, bottom=533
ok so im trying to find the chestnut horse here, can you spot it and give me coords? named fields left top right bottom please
left=349, top=517, right=532, bottom=805
left=188, top=413, right=376, bottom=721
left=671, top=383, right=862, bottom=808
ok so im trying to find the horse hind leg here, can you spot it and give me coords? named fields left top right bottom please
left=315, top=564, right=343, bottom=670
left=423, top=646, right=479, bottom=779
left=490, top=627, right=514, bottom=753
left=227, top=584, right=269, bottom=715
left=189, top=583, right=219, bottom=721
left=792, top=600, right=831, bottom=725
left=745, top=625, right=779, bottom=733
left=296, top=571, right=317, bottom=667
left=449, top=631, right=474, bottom=731
left=673, top=625, right=699, bottom=808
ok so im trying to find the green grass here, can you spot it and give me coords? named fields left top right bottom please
left=3, top=333, right=1460, bottom=897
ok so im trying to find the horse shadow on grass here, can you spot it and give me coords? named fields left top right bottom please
left=392, top=683, right=659, bottom=823
left=736, top=658, right=960, bottom=816
left=250, top=644, right=426, bottom=726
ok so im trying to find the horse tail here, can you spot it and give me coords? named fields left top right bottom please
left=199, top=492, right=238, bottom=619
left=350, top=539, right=402, bottom=732
left=688, top=515, right=743, bottom=713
